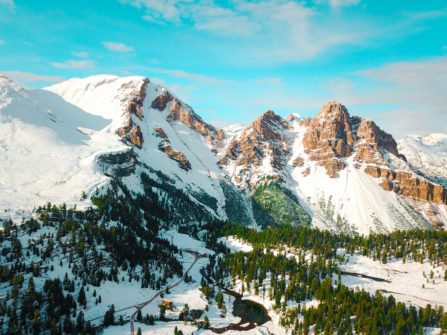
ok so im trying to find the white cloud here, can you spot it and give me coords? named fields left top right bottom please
left=72, top=51, right=89, bottom=58
left=124, top=0, right=366, bottom=62
left=1, top=71, right=65, bottom=85
left=0, top=39, right=4, bottom=46
left=51, top=60, right=95, bottom=69
left=328, top=0, right=360, bottom=8
left=0, top=0, right=15, bottom=11
left=102, top=41, right=134, bottom=53
left=325, top=57, right=447, bottom=137
left=146, top=67, right=230, bottom=84
left=127, top=0, right=183, bottom=23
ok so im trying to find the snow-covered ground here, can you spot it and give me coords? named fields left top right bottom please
left=398, top=133, right=447, bottom=183
left=104, top=322, right=274, bottom=335
left=0, top=75, right=127, bottom=216
left=220, top=237, right=447, bottom=334
left=163, top=229, right=214, bottom=255
left=218, top=236, right=253, bottom=253
left=337, top=249, right=447, bottom=309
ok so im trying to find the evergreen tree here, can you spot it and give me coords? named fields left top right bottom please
left=78, top=287, right=87, bottom=307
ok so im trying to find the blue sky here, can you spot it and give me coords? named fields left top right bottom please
left=1, top=0, right=446, bottom=137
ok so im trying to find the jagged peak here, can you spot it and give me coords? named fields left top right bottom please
left=317, top=101, right=350, bottom=120
left=252, top=110, right=284, bottom=127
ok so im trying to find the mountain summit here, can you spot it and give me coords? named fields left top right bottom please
left=1, top=74, right=446, bottom=234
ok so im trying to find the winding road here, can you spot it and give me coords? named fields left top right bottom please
left=129, top=249, right=205, bottom=335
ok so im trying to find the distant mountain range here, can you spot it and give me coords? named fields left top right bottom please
left=1, top=74, right=446, bottom=234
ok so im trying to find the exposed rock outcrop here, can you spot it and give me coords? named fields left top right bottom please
left=154, top=126, right=168, bottom=139
left=97, top=149, right=135, bottom=177
left=301, top=102, right=407, bottom=177
left=302, top=102, right=354, bottom=177
left=129, top=125, right=143, bottom=148
left=127, top=78, right=148, bottom=120
left=154, top=128, right=191, bottom=171
left=167, top=98, right=225, bottom=145
left=293, top=156, right=304, bottom=167
left=151, top=92, right=225, bottom=145
left=159, top=139, right=191, bottom=171
left=151, top=91, right=173, bottom=111
left=353, top=118, right=406, bottom=164
left=117, top=78, right=149, bottom=149
left=364, top=166, right=447, bottom=205
left=219, top=111, right=289, bottom=184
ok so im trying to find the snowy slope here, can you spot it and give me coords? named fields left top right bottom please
left=398, top=133, right=447, bottom=186
left=0, top=75, right=127, bottom=217
left=287, top=121, right=433, bottom=235
left=0, top=74, right=231, bottom=221
left=47, top=75, right=229, bottom=220
left=219, top=106, right=443, bottom=234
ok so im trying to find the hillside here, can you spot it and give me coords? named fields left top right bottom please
left=1, top=73, right=447, bottom=334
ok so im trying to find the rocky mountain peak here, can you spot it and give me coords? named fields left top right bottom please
left=302, top=102, right=354, bottom=177
left=317, top=101, right=351, bottom=121
left=353, top=118, right=405, bottom=164
left=151, top=91, right=225, bottom=146
left=218, top=110, right=289, bottom=188
left=251, top=110, right=288, bottom=141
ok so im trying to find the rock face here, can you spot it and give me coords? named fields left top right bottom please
left=97, top=149, right=135, bottom=177
left=353, top=117, right=406, bottom=164
left=218, top=110, right=289, bottom=187
left=364, top=166, right=447, bottom=205
left=302, top=102, right=354, bottom=177
left=151, top=93, right=225, bottom=145
left=153, top=126, right=191, bottom=171
left=154, top=127, right=168, bottom=139
left=292, top=156, right=304, bottom=167
left=117, top=79, right=149, bottom=149
left=302, top=102, right=405, bottom=176
left=167, top=98, right=225, bottom=145
left=159, top=139, right=192, bottom=171
left=300, top=102, right=447, bottom=206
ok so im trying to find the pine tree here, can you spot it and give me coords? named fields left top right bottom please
left=78, top=286, right=87, bottom=307
left=104, top=304, right=115, bottom=326
left=76, top=311, right=85, bottom=333
left=137, top=309, right=142, bottom=321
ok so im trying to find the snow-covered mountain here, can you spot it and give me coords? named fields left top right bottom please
left=1, top=74, right=446, bottom=234
left=399, top=133, right=447, bottom=187
left=219, top=102, right=447, bottom=234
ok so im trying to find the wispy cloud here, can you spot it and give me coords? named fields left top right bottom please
left=328, top=0, right=361, bottom=8
left=102, top=41, right=134, bottom=53
left=0, top=0, right=15, bottom=11
left=325, top=57, right=447, bottom=137
left=147, top=67, right=231, bottom=84
left=0, top=39, right=4, bottom=46
left=72, top=51, right=89, bottom=58
left=123, top=0, right=366, bottom=62
left=403, top=8, right=447, bottom=21
left=51, top=60, right=95, bottom=69
left=1, top=71, right=65, bottom=85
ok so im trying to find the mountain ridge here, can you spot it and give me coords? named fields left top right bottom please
left=1, top=73, right=446, bottom=234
